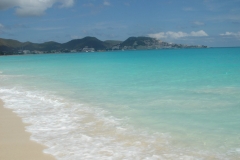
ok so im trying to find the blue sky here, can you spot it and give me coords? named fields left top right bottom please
left=0, top=0, right=240, bottom=47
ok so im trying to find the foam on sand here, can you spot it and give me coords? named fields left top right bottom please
left=1, top=87, right=237, bottom=160
left=0, top=99, right=55, bottom=160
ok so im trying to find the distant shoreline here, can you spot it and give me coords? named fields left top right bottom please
left=0, top=47, right=212, bottom=57
left=0, top=36, right=207, bottom=56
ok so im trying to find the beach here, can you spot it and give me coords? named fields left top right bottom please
left=0, top=99, right=55, bottom=160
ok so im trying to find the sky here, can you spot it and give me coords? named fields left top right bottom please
left=0, top=0, right=240, bottom=47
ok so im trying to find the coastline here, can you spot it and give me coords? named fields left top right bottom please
left=0, top=99, right=56, bottom=160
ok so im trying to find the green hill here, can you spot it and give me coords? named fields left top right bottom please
left=63, top=37, right=107, bottom=50
left=104, top=40, right=122, bottom=48
left=0, top=38, right=22, bottom=48
left=0, top=36, right=116, bottom=54
left=0, top=36, right=112, bottom=54
left=120, top=36, right=158, bottom=47
left=0, top=36, right=207, bottom=55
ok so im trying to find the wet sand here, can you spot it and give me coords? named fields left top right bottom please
left=0, top=99, right=56, bottom=160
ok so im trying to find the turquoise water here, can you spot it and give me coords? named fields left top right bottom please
left=0, top=48, right=240, bottom=159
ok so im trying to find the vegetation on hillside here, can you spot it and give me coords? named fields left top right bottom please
left=0, top=36, right=207, bottom=55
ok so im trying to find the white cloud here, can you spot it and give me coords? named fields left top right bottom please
left=193, top=21, right=205, bottom=26
left=0, top=0, right=17, bottom=10
left=0, top=0, right=74, bottom=16
left=165, top=31, right=189, bottom=39
left=220, top=31, right=240, bottom=37
left=148, top=30, right=208, bottom=39
left=103, top=0, right=110, bottom=6
left=148, top=32, right=166, bottom=39
left=59, top=0, right=74, bottom=8
left=190, top=30, right=208, bottom=37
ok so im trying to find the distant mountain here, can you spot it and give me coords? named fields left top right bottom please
left=120, top=37, right=161, bottom=50
left=0, top=38, right=23, bottom=48
left=104, top=40, right=122, bottom=48
left=121, top=37, right=157, bottom=47
left=0, top=38, right=62, bottom=52
left=0, top=36, right=207, bottom=55
left=0, top=38, right=22, bottom=52
left=62, top=37, right=107, bottom=50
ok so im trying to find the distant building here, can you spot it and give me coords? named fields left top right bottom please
left=70, top=50, right=77, bottom=53
left=33, top=50, right=44, bottom=54
left=23, top=50, right=31, bottom=54
left=82, top=46, right=95, bottom=52
left=112, top=45, right=120, bottom=50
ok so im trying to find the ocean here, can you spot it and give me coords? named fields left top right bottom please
left=0, top=48, right=240, bottom=159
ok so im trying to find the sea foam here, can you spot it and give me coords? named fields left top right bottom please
left=0, top=86, right=236, bottom=160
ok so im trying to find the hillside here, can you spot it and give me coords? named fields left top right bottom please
left=120, top=37, right=161, bottom=50
left=104, top=40, right=122, bottom=48
left=0, top=36, right=207, bottom=55
left=120, top=37, right=157, bottom=46
left=0, top=38, right=23, bottom=48
left=63, top=37, right=107, bottom=50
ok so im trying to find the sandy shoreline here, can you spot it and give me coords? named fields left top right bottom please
left=0, top=99, right=56, bottom=160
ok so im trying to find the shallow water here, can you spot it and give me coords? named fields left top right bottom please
left=0, top=48, right=240, bottom=159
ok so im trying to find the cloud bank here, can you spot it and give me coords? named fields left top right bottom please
left=148, top=30, right=208, bottom=39
left=220, top=31, right=240, bottom=37
left=0, top=0, right=74, bottom=16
